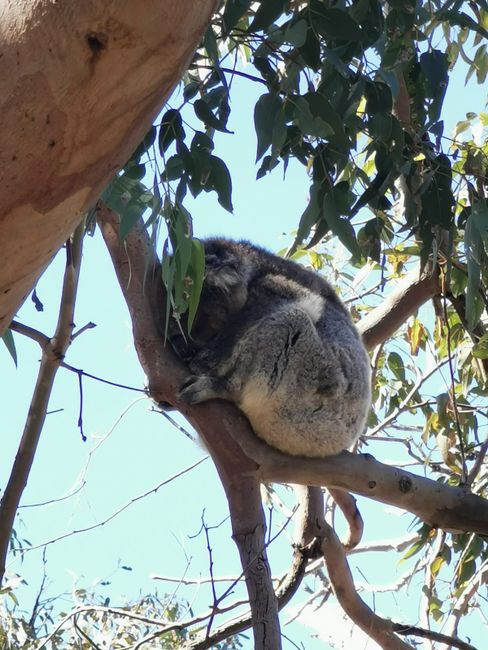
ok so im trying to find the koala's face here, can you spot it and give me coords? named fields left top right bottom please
left=187, top=247, right=249, bottom=348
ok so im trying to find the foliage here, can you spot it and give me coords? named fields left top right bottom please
left=0, top=570, right=243, bottom=649
left=104, top=0, right=488, bottom=335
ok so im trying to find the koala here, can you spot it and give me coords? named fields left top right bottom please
left=171, top=238, right=371, bottom=458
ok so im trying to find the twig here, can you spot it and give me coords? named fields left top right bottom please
left=9, top=320, right=50, bottom=348
left=61, top=361, right=146, bottom=393
left=367, top=358, right=450, bottom=437
left=328, top=488, right=364, bottom=551
left=392, top=623, right=478, bottom=650
left=18, top=458, right=208, bottom=554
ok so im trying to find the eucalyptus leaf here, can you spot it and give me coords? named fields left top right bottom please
left=2, top=328, right=17, bottom=366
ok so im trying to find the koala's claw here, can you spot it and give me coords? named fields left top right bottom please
left=179, top=376, right=213, bottom=405
left=179, top=375, right=229, bottom=405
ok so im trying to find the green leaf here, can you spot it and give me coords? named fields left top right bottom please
left=193, top=99, right=231, bottom=133
left=249, top=0, right=288, bottom=32
left=472, top=335, right=488, bottom=359
left=162, top=155, right=185, bottom=181
left=420, top=154, right=454, bottom=228
left=388, top=352, right=405, bottom=381
left=131, top=126, right=157, bottom=161
left=365, top=81, right=393, bottom=114
left=293, top=96, right=334, bottom=139
left=464, top=202, right=488, bottom=330
left=313, top=7, right=364, bottom=41
left=186, top=239, right=205, bottom=332
left=183, top=80, right=200, bottom=101
left=420, top=50, right=449, bottom=123
left=296, top=182, right=322, bottom=243
left=2, top=328, right=17, bottom=366
left=206, top=156, right=233, bottom=212
left=123, top=163, right=145, bottom=181
left=222, top=0, right=253, bottom=34
left=254, top=93, right=282, bottom=161
left=158, top=109, right=184, bottom=155
left=323, top=184, right=361, bottom=259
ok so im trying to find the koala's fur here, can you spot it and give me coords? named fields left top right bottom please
left=172, top=238, right=371, bottom=458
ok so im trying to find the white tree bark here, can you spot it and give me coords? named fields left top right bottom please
left=0, top=0, right=218, bottom=332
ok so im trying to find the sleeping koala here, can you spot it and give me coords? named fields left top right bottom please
left=171, top=238, right=371, bottom=458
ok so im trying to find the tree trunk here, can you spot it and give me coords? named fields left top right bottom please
left=0, top=0, right=217, bottom=332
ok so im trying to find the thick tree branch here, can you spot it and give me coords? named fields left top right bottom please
left=97, top=205, right=280, bottom=650
left=0, top=0, right=219, bottom=333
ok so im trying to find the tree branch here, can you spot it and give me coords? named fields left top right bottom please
left=0, top=220, right=85, bottom=585
left=97, top=204, right=280, bottom=650
left=357, top=267, right=440, bottom=350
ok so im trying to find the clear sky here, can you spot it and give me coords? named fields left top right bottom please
left=1, top=52, right=487, bottom=649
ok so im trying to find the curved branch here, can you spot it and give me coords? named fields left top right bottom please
left=358, top=267, right=440, bottom=350
left=328, top=487, right=364, bottom=551
left=320, top=519, right=412, bottom=650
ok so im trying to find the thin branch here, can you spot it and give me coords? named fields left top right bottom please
left=319, top=519, right=412, bottom=649
left=467, top=435, right=488, bottom=487
left=367, top=358, right=449, bottom=437
left=0, top=219, right=85, bottom=586
left=9, top=320, right=50, bottom=348
left=328, top=488, right=364, bottom=551
left=392, top=623, right=478, bottom=650
left=18, top=458, right=207, bottom=554
left=61, top=361, right=146, bottom=393
left=444, top=557, right=488, bottom=641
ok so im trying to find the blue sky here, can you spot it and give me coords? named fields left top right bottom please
left=1, top=49, right=487, bottom=649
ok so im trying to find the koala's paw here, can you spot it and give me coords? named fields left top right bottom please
left=179, top=376, right=218, bottom=405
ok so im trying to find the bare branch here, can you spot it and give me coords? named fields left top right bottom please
left=0, top=220, right=85, bottom=585
left=320, top=519, right=412, bottom=649
left=328, top=488, right=364, bottom=551
left=392, top=623, right=478, bottom=650
left=358, top=267, right=440, bottom=350
left=9, top=320, right=50, bottom=348
left=444, top=557, right=488, bottom=641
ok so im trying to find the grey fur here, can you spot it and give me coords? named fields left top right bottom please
left=172, top=239, right=371, bottom=458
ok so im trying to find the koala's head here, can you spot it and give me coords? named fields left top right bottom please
left=188, top=240, right=251, bottom=347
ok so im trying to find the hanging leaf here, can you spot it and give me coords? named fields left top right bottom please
left=323, top=184, right=361, bottom=259
left=193, top=99, right=231, bottom=133
left=206, top=156, right=233, bottom=212
left=464, top=202, right=488, bottom=330
left=222, top=0, right=253, bottom=34
left=2, top=328, right=17, bottom=366
left=254, top=93, right=282, bottom=160
left=186, top=239, right=206, bottom=332
left=158, top=109, right=185, bottom=155
left=249, top=0, right=288, bottom=32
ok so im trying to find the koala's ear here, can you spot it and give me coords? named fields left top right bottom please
left=204, top=253, right=221, bottom=269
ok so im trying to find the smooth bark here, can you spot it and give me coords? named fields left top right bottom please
left=0, top=0, right=218, bottom=332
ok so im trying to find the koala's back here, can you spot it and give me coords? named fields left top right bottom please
left=178, top=238, right=371, bottom=457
